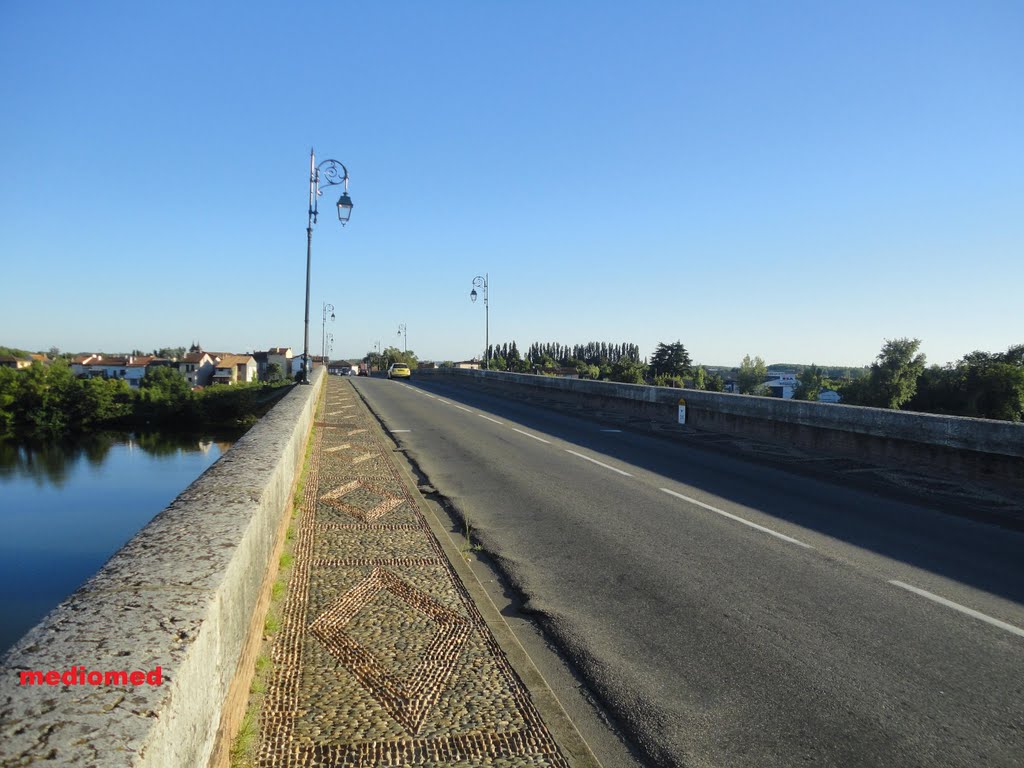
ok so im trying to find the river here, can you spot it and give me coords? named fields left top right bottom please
left=0, top=431, right=237, bottom=653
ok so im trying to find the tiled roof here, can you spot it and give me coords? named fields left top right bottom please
left=215, top=354, right=255, bottom=367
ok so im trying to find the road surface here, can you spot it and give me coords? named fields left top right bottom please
left=352, top=375, right=1024, bottom=768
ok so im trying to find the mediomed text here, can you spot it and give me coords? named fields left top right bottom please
left=19, top=666, right=163, bottom=686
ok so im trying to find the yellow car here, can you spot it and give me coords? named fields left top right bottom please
left=387, top=363, right=411, bottom=379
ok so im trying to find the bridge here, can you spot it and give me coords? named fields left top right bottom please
left=2, top=367, right=1022, bottom=767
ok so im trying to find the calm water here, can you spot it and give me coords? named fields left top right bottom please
left=0, top=432, right=236, bottom=653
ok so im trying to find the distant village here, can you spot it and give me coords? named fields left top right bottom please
left=0, top=344, right=318, bottom=388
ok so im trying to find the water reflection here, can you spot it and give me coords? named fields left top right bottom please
left=0, top=431, right=238, bottom=654
left=0, top=432, right=237, bottom=488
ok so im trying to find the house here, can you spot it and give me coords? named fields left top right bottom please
left=0, top=355, right=32, bottom=369
left=252, top=351, right=269, bottom=380
left=267, top=347, right=294, bottom=380
left=765, top=372, right=799, bottom=399
left=123, top=356, right=156, bottom=388
left=212, top=354, right=258, bottom=385
left=72, top=354, right=154, bottom=386
left=178, top=351, right=217, bottom=387
left=454, top=359, right=482, bottom=370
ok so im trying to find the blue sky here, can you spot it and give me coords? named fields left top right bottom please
left=2, top=1, right=1021, bottom=368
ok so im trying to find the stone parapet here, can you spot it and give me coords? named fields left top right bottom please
left=0, top=368, right=325, bottom=766
left=418, top=368, right=1024, bottom=486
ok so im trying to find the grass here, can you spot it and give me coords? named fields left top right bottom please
left=461, top=517, right=485, bottom=560
left=228, top=397, right=322, bottom=768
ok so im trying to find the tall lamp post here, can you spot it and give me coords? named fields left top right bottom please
left=470, top=274, right=489, bottom=369
left=321, top=302, right=335, bottom=361
left=397, top=323, right=407, bottom=355
left=303, top=148, right=353, bottom=384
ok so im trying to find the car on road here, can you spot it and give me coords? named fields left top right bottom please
left=387, top=363, right=411, bottom=380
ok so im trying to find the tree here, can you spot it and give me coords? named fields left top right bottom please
left=794, top=364, right=826, bottom=401
left=705, top=370, right=726, bottom=392
left=650, top=341, right=692, bottom=378
left=609, top=359, right=647, bottom=384
left=737, top=355, right=768, bottom=395
left=141, top=366, right=192, bottom=399
left=265, top=362, right=284, bottom=382
left=861, top=338, right=927, bottom=409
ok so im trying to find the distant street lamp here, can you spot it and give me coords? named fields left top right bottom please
left=321, top=302, right=335, bottom=362
left=397, top=323, right=407, bottom=354
left=470, top=274, right=489, bottom=369
left=303, top=148, right=353, bottom=383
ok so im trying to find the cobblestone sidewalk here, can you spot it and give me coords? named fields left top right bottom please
left=256, top=377, right=574, bottom=767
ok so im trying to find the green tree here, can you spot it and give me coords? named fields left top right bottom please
left=693, top=366, right=707, bottom=390
left=704, top=370, right=726, bottom=392
left=858, top=338, right=927, bottom=409
left=609, top=359, right=647, bottom=384
left=265, top=362, right=284, bottom=382
left=141, top=365, right=192, bottom=398
left=649, top=341, right=692, bottom=378
left=737, top=355, right=768, bottom=395
left=794, top=363, right=826, bottom=401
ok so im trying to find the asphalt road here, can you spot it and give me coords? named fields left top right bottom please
left=352, top=375, right=1024, bottom=768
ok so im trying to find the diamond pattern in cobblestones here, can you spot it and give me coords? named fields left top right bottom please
left=257, top=378, right=569, bottom=767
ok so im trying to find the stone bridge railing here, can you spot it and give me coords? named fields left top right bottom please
left=416, top=368, right=1024, bottom=489
left=0, top=368, right=325, bottom=767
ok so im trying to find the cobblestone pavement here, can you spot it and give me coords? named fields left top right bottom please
left=257, top=377, right=572, bottom=767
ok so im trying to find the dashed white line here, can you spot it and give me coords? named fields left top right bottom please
left=660, top=488, right=813, bottom=548
left=600, top=429, right=622, bottom=433
left=453, top=405, right=473, bottom=413
left=436, top=399, right=451, bottom=405
left=889, top=580, right=1024, bottom=638
left=478, top=415, right=503, bottom=425
left=565, top=450, right=633, bottom=477
left=511, top=428, right=551, bottom=444
left=391, top=429, right=412, bottom=433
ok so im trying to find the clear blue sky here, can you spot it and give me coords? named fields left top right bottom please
left=2, top=1, right=1021, bottom=368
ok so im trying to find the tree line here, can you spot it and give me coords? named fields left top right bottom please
left=0, top=361, right=290, bottom=440
left=464, top=337, right=1024, bottom=423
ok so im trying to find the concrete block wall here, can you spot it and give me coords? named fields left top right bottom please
left=0, top=368, right=325, bottom=767
left=418, top=368, right=1024, bottom=487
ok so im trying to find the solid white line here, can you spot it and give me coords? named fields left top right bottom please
left=391, top=429, right=412, bottom=433
left=436, top=399, right=451, bottom=405
left=660, top=488, right=813, bottom=548
left=478, top=415, right=503, bottom=425
left=511, top=428, right=551, bottom=444
left=889, top=580, right=1024, bottom=639
left=453, top=405, right=473, bottom=413
left=566, top=450, right=633, bottom=477
left=600, top=429, right=622, bottom=433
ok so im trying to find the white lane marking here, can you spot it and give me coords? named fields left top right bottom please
left=600, top=429, right=622, bottom=433
left=478, top=415, right=503, bottom=425
left=391, top=429, right=412, bottom=433
left=565, top=450, right=633, bottom=477
left=436, top=399, right=451, bottom=405
left=453, top=405, right=473, bottom=413
left=889, top=580, right=1024, bottom=639
left=511, top=428, right=551, bottom=444
left=660, top=488, right=813, bottom=549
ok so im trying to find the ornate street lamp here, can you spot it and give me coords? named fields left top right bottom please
left=470, top=274, right=489, bottom=369
left=303, top=149, right=352, bottom=384
left=321, top=302, right=335, bottom=362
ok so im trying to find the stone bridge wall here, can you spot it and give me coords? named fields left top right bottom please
left=0, top=368, right=325, bottom=767
left=418, top=368, right=1024, bottom=488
